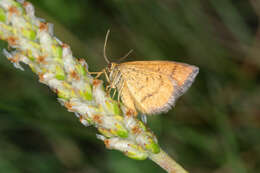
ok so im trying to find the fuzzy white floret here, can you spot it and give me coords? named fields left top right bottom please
left=74, top=112, right=80, bottom=118
left=63, top=56, right=75, bottom=72
left=47, top=78, right=63, bottom=89
left=72, top=80, right=85, bottom=90
left=93, top=89, right=106, bottom=104
left=3, top=49, right=24, bottom=70
left=54, top=37, right=63, bottom=45
left=47, top=23, right=54, bottom=36
left=92, top=81, right=108, bottom=108
left=124, top=116, right=138, bottom=130
left=70, top=103, right=89, bottom=114
left=57, top=98, right=65, bottom=106
left=108, top=138, right=138, bottom=153
left=12, top=17, right=26, bottom=29
left=135, top=134, right=148, bottom=146
left=38, top=32, right=52, bottom=52
left=62, top=47, right=76, bottom=72
left=42, top=73, right=55, bottom=81
left=19, top=39, right=39, bottom=57
left=79, top=59, right=89, bottom=71
left=13, top=62, right=24, bottom=71
left=96, top=134, right=106, bottom=141
left=3, top=49, right=12, bottom=58
left=80, top=118, right=90, bottom=127
left=24, top=2, right=35, bottom=17
left=69, top=98, right=97, bottom=115
left=101, top=116, right=118, bottom=129
left=62, top=46, right=72, bottom=57
left=1, top=0, right=12, bottom=9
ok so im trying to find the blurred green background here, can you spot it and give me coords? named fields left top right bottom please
left=0, top=0, right=260, bottom=173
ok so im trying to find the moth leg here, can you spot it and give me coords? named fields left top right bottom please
left=89, top=71, right=104, bottom=79
left=88, top=71, right=102, bottom=75
left=105, top=85, right=110, bottom=91
left=89, top=69, right=110, bottom=81
left=88, top=72, right=101, bottom=74
left=106, top=85, right=112, bottom=96
left=103, top=70, right=111, bottom=83
left=110, top=69, right=120, bottom=86
left=100, top=70, right=114, bottom=97
left=112, top=88, right=117, bottom=99
left=117, top=80, right=125, bottom=101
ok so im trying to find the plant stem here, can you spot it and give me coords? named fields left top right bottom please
left=150, top=150, right=188, bottom=173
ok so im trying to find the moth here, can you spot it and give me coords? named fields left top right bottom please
left=91, top=31, right=199, bottom=116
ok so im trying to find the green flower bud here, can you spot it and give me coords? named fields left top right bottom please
left=55, top=65, right=66, bottom=80
left=105, top=100, right=121, bottom=115
left=82, top=84, right=92, bottom=101
left=22, top=28, right=36, bottom=40
left=116, top=129, right=128, bottom=138
left=26, top=50, right=35, bottom=61
left=114, top=122, right=128, bottom=138
left=0, top=8, right=6, bottom=22
left=52, top=45, right=62, bottom=61
left=57, top=89, right=70, bottom=100
left=98, top=127, right=113, bottom=138
left=138, top=121, right=147, bottom=131
left=125, top=144, right=148, bottom=160
left=145, top=139, right=160, bottom=154
left=75, top=64, right=86, bottom=76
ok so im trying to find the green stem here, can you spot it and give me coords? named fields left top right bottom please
left=150, top=150, right=188, bottom=173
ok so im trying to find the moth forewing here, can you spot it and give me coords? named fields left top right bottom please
left=120, top=67, right=176, bottom=115
left=116, top=61, right=198, bottom=115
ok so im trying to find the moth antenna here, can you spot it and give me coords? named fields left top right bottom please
left=103, top=29, right=111, bottom=64
left=118, top=49, right=134, bottom=63
left=104, top=30, right=133, bottom=63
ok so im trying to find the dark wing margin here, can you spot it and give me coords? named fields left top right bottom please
left=174, top=65, right=199, bottom=99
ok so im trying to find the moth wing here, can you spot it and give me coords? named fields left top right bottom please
left=120, top=61, right=199, bottom=99
left=119, top=66, right=178, bottom=115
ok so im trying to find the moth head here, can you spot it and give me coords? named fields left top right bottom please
left=106, top=62, right=117, bottom=72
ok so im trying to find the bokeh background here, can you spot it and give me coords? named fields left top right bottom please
left=0, top=0, right=260, bottom=173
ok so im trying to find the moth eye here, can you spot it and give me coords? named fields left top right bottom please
left=108, top=63, right=112, bottom=69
